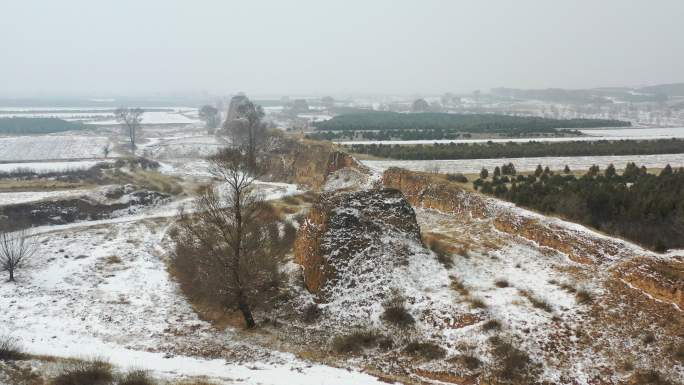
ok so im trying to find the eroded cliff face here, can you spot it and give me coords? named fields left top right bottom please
left=616, top=257, right=684, bottom=310
left=382, top=167, right=490, bottom=219
left=259, top=137, right=365, bottom=190
left=382, top=167, right=684, bottom=311
left=293, top=188, right=422, bottom=296
left=383, top=167, right=622, bottom=266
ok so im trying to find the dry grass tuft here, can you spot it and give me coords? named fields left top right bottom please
left=519, top=289, right=553, bottom=313
left=403, top=341, right=446, bottom=360
left=482, top=319, right=502, bottom=331
left=118, top=370, right=157, bottom=385
left=0, top=336, right=27, bottom=361
left=52, top=358, right=113, bottom=385
left=575, top=289, right=593, bottom=304
left=332, top=330, right=383, bottom=354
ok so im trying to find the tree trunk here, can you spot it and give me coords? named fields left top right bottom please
left=129, top=126, right=136, bottom=152
left=237, top=292, right=256, bottom=329
left=8, top=268, right=14, bottom=282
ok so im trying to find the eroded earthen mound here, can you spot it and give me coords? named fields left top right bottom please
left=294, top=188, right=422, bottom=295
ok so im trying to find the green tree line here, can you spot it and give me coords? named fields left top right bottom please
left=0, top=118, right=86, bottom=134
left=313, top=111, right=629, bottom=136
left=475, top=163, right=684, bottom=251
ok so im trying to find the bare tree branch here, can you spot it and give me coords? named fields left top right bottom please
left=0, top=230, right=37, bottom=282
left=114, top=107, right=144, bottom=153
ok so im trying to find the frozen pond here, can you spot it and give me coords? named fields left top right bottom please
left=363, top=153, right=684, bottom=174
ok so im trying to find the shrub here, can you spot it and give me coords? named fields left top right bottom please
left=666, top=342, right=684, bottom=362
left=381, top=291, right=415, bottom=328
left=453, top=353, right=481, bottom=370
left=53, top=358, right=113, bottom=385
left=489, top=336, right=535, bottom=383
left=403, top=342, right=446, bottom=360
left=629, top=370, right=675, bottom=385
left=575, top=289, right=593, bottom=304
left=423, top=235, right=453, bottom=268
left=482, top=319, right=501, bottom=331
left=302, top=303, right=321, bottom=323
left=450, top=278, right=469, bottom=296
left=332, top=330, right=381, bottom=354
left=446, top=173, right=468, bottom=183
left=560, top=282, right=577, bottom=293
left=468, top=297, right=488, bottom=309
left=0, top=336, right=26, bottom=361
left=377, top=337, right=395, bottom=351
left=118, top=370, right=157, bottom=385
left=643, top=332, right=656, bottom=345
left=494, top=279, right=509, bottom=288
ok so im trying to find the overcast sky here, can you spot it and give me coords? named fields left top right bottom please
left=1, top=0, right=683, bottom=98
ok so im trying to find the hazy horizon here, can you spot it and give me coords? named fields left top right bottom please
left=2, top=0, right=683, bottom=98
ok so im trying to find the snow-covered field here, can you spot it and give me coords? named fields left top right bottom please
left=94, top=110, right=198, bottom=125
left=580, top=126, right=684, bottom=138
left=0, top=107, right=199, bottom=125
left=363, top=153, right=684, bottom=174
left=0, top=189, right=92, bottom=205
left=336, top=126, right=684, bottom=145
left=0, top=160, right=107, bottom=173
left=0, top=135, right=112, bottom=162
left=140, top=135, right=227, bottom=159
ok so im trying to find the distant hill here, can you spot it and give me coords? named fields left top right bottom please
left=492, top=83, right=684, bottom=103
left=638, top=83, right=684, bottom=97
left=491, top=87, right=611, bottom=104
left=0, top=117, right=86, bottom=134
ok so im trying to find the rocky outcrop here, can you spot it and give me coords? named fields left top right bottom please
left=383, top=167, right=490, bottom=219
left=491, top=216, right=615, bottom=265
left=294, top=188, right=422, bottom=295
left=615, top=257, right=684, bottom=309
left=260, top=137, right=366, bottom=190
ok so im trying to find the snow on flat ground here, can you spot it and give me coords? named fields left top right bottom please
left=94, top=110, right=199, bottom=125
left=0, top=160, right=108, bottom=173
left=0, top=189, right=92, bottom=205
left=0, top=107, right=200, bottom=125
left=363, top=153, right=684, bottom=174
left=580, top=126, right=684, bottom=137
left=141, top=135, right=226, bottom=159
left=0, top=135, right=112, bottom=162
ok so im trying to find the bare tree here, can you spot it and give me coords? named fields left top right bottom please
left=114, top=107, right=144, bottom=152
left=0, top=230, right=37, bottom=282
left=199, top=105, right=220, bottom=133
left=173, top=149, right=282, bottom=328
left=221, top=97, right=266, bottom=172
left=102, top=143, right=111, bottom=158
left=236, top=101, right=265, bottom=172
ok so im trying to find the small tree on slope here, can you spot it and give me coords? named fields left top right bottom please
left=0, top=230, right=37, bottom=282
left=173, top=149, right=282, bottom=328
